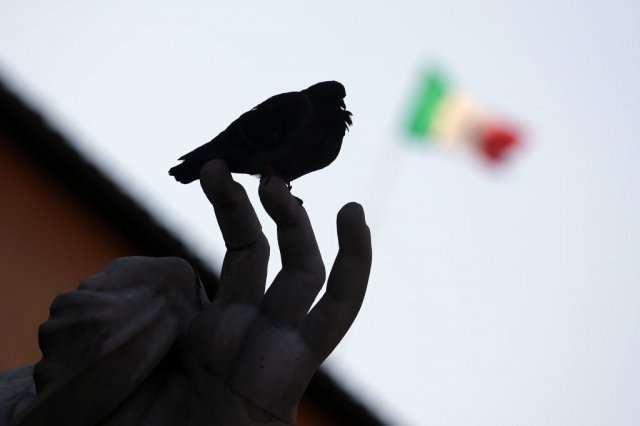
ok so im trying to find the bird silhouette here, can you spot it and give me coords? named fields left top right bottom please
left=169, top=81, right=352, bottom=187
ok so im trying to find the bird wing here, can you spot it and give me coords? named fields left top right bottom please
left=177, top=91, right=311, bottom=163
left=235, top=90, right=311, bottom=149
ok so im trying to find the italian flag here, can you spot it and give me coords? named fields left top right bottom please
left=406, top=70, right=520, bottom=163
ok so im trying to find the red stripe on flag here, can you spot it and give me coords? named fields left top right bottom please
left=477, top=124, right=520, bottom=162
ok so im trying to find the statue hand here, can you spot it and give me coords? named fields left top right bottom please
left=183, top=160, right=372, bottom=425
left=9, top=159, right=371, bottom=426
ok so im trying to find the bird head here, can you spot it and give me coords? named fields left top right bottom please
left=304, top=81, right=353, bottom=134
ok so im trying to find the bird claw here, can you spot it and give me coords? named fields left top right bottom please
left=285, top=182, right=302, bottom=205
left=260, top=176, right=301, bottom=204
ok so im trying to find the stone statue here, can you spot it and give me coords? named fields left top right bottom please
left=0, top=160, right=372, bottom=425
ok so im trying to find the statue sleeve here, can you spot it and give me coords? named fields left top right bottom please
left=9, top=257, right=207, bottom=426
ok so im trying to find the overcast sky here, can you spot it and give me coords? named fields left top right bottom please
left=1, top=1, right=639, bottom=424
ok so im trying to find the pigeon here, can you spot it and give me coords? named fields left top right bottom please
left=169, top=81, right=352, bottom=187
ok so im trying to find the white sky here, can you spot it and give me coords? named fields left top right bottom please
left=1, top=1, right=639, bottom=425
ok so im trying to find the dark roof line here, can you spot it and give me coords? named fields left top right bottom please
left=0, top=77, right=387, bottom=426
left=0, top=79, right=220, bottom=297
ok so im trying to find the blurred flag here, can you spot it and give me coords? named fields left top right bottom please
left=405, top=69, right=521, bottom=163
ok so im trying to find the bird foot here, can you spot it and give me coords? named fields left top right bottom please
left=285, top=182, right=303, bottom=205
left=260, top=177, right=302, bottom=204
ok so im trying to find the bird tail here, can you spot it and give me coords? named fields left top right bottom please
left=168, top=161, right=201, bottom=184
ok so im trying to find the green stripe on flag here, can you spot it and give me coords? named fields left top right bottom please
left=406, top=71, right=448, bottom=139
